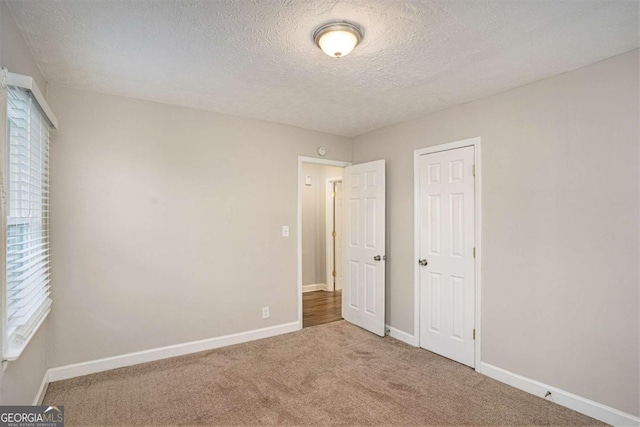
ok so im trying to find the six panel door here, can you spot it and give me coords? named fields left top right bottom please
left=342, top=160, right=386, bottom=337
left=418, top=146, right=475, bottom=367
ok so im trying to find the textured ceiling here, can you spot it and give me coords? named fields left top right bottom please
left=6, top=0, right=639, bottom=137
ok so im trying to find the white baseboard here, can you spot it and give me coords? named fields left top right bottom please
left=385, top=325, right=417, bottom=347
left=302, top=283, right=326, bottom=293
left=32, top=370, right=49, bottom=405
left=42, top=323, right=639, bottom=427
left=48, top=321, right=300, bottom=382
left=481, top=362, right=640, bottom=426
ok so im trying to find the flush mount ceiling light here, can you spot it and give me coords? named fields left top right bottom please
left=313, top=21, right=363, bottom=58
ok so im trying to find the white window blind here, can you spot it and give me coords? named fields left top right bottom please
left=4, top=86, right=51, bottom=360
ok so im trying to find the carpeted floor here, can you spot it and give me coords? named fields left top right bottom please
left=44, top=321, right=603, bottom=426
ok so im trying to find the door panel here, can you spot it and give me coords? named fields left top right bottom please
left=343, top=160, right=385, bottom=336
left=418, top=146, right=475, bottom=367
left=349, top=260, right=359, bottom=308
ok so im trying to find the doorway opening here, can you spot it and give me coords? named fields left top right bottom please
left=300, top=161, right=345, bottom=328
left=297, top=156, right=386, bottom=336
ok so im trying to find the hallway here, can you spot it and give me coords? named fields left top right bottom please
left=303, top=291, right=342, bottom=328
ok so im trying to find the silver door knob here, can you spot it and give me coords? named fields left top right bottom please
left=419, top=259, right=428, bottom=266
left=374, top=255, right=382, bottom=261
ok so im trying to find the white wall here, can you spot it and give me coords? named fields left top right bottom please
left=352, top=50, right=639, bottom=416
left=47, top=85, right=351, bottom=368
left=301, top=163, right=343, bottom=286
left=0, top=0, right=48, bottom=405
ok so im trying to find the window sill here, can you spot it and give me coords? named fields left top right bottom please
left=3, top=307, right=51, bottom=364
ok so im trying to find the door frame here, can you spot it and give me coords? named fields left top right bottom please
left=325, top=177, right=342, bottom=291
left=413, top=137, right=482, bottom=371
left=297, top=157, right=351, bottom=329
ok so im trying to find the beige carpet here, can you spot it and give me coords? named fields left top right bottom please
left=44, top=321, right=603, bottom=426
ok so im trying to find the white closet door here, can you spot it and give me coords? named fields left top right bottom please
left=418, top=146, right=475, bottom=367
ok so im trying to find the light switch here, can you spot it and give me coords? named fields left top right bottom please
left=282, top=226, right=289, bottom=237
left=305, top=175, right=312, bottom=186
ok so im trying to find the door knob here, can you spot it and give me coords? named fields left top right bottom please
left=419, top=259, right=428, bottom=266
left=374, top=255, right=382, bottom=261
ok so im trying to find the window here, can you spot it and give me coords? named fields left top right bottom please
left=3, top=81, right=53, bottom=360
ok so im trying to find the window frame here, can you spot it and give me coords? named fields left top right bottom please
left=0, top=69, right=58, bottom=363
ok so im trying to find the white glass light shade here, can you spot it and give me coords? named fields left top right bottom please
left=318, top=30, right=358, bottom=58
left=314, top=22, right=363, bottom=58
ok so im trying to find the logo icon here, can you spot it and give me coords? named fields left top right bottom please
left=0, top=405, right=64, bottom=426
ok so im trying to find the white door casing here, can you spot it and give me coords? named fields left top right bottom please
left=325, top=178, right=343, bottom=292
left=342, top=160, right=386, bottom=336
left=418, top=146, right=476, bottom=367
left=335, top=181, right=343, bottom=291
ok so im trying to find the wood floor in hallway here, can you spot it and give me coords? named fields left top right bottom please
left=303, top=290, right=342, bottom=328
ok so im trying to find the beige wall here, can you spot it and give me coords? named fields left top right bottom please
left=352, top=50, right=640, bottom=416
left=0, top=1, right=45, bottom=91
left=0, top=0, right=49, bottom=405
left=0, top=328, right=47, bottom=405
left=301, top=164, right=343, bottom=286
left=47, top=85, right=351, bottom=367
left=1, top=0, right=638, bottom=415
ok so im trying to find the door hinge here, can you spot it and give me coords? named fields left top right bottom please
left=333, top=191, right=336, bottom=198
left=473, top=247, right=476, bottom=258
left=332, top=231, right=336, bottom=238
left=332, top=270, right=336, bottom=277
left=473, top=329, right=476, bottom=340
left=472, top=165, right=476, bottom=177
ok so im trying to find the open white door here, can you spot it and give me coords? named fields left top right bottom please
left=342, top=160, right=386, bottom=336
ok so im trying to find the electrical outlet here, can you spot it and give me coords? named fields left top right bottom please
left=262, top=307, right=270, bottom=319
